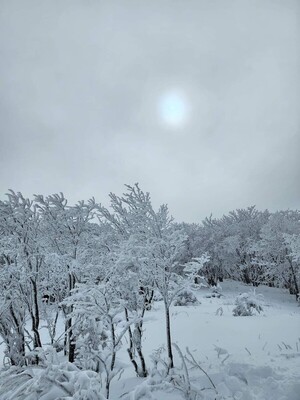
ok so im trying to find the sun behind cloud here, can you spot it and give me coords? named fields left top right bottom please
left=158, top=90, right=189, bottom=128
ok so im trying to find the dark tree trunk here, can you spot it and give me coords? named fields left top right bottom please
left=30, top=278, right=42, bottom=363
left=67, top=316, right=76, bottom=363
left=125, top=307, right=148, bottom=377
left=67, top=272, right=76, bottom=363
left=109, top=316, right=116, bottom=371
left=125, top=309, right=139, bottom=376
left=135, top=323, right=147, bottom=377
left=64, top=320, right=68, bottom=356
left=164, top=301, right=174, bottom=370
left=7, top=305, right=26, bottom=366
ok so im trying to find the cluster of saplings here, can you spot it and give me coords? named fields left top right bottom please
left=0, top=184, right=299, bottom=398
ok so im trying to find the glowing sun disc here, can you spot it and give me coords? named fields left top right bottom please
left=159, top=91, right=188, bottom=127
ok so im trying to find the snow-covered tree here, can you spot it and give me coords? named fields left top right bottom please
left=34, top=193, right=97, bottom=362
left=0, top=191, right=46, bottom=363
left=259, top=210, right=300, bottom=298
left=66, top=283, right=133, bottom=398
left=98, top=184, right=190, bottom=371
left=97, top=184, right=158, bottom=376
left=284, top=233, right=300, bottom=300
left=197, top=207, right=270, bottom=286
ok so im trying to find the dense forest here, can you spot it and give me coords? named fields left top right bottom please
left=0, top=184, right=299, bottom=398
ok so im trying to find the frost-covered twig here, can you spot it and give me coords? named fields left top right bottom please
left=172, top=343, right=191, bottom=397
left=245, top=347, right=251, bottom=356
left=185, top=347, right=217, bottom=394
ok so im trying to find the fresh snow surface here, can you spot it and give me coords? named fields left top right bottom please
left=0, top=280, right=299, bottom=399
left=112, top=281, right=300, bottom=400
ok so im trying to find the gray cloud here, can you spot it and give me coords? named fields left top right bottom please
left=1, top=0, right=299, bottom=222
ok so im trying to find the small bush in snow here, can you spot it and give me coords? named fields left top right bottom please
left=130, top=344, right=217, bottom=400
left=0, top=361, right=104, bottom=400
left=233, top=292, right=263, bottom=316
left=204, top=284, right=223, bottom=299
left=174, top=290, right=199, bottom=306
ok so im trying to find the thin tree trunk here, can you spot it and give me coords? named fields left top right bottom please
left=8, top=306, right=26, bottom=366
left=67, top=318, right=76, bottom=363
left=125, top=309, right=139, bottom=376
left=136, top=323, right=147, bottom=377
left=105, top=377, right=110, bottom=399
left=67, top=272, right=76, bottom=362
left=164, top=301, right=174, bottom=369
left=110, top=318, right=116, bottom=371
left=50, top=311, right=59, bottom=345
left=64, top=320, right=68, bottom=356
left=125, top=308, right=148, bottom=377
left=30, top=278, right=42, bottom=355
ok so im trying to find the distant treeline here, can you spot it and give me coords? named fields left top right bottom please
left=175, top=205, right=300, bottom=298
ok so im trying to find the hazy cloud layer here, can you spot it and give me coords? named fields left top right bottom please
left=1, top=0, right=299, bottom=222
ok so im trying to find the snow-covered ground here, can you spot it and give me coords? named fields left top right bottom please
left=0, top=280, right=299, bottom=399
left=112, top=280, right=300, bottom=399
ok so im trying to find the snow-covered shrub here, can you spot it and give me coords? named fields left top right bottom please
left=0, top=296, right=27, bottom=367
left=64, top=284, right=130, bottom=397
left=233, top=292, right=263, bottom=316
left=205, top=286, right=223, bottom=299
left=0, top=361, right=104, bottom=400
left=129, top=345, right=218, bottom=400
left=174, top=290, right=199, bottom=306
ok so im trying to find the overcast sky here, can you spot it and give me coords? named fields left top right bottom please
left=0, top=0, right=299, bottom=222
